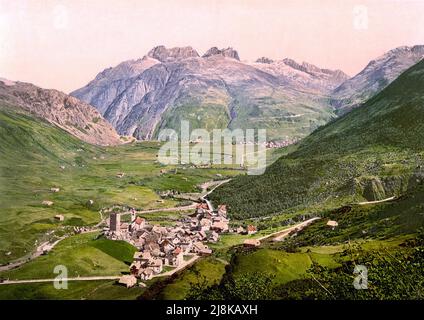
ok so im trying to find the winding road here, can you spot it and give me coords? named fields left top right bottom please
left=200, top=179, right=231, bottom=211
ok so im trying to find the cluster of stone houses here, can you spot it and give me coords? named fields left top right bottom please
left=105, top=203, right=230, bottom=282
left=265, top=138, right=299, bottom=149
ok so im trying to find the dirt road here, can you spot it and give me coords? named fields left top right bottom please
left=357, top=196, right=396, bottom=205
left=200, top=179, right=231, bottom=211
left=257, top=217, right=321, bottom=242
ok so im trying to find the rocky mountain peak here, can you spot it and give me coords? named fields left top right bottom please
left=368, top=45, right=424, bottom=67
left=412, top=44, right=424, bottom=54
left=389, top=45, right=424, bottom=55
left=283, top=58, right=318, bottom=74
left=147, top=45, right=199, bottom=62
left=332, top=44, right=424, bottom=113
left=328, top=69, right=351, bottom=82
left=283, top=58, right=348, bottom=80
left=203, top=47, right=240, bottom=60
left=255, top=57, right=274, bottom=64
left=0, top=77, right=16, bottom=86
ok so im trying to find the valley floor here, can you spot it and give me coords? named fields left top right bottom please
left=1, top=129, right=424, bottom=300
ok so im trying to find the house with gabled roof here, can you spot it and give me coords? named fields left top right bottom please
left=209, top=231, right=219, bottom=243
left=247, top=225, right=257, bottom=235
left=160, top=239, right=175, bottom=253
left=118, top=275, right=137, bottom=288
left=218, top=204, right=227, bottom=216
left=164, top=247, right=185, bottom=266
left=211, top=221, right=229, bottom=233
left=173, top=247, right=185, bottom=266
left=145, top=241, right=160, bottom=253
left=200, top=218, right=212, bottom=231
left=192, top=241, right=212, bottom=256
left=130, top=261, right=142, bottom=275
left=140, top=267, right=154, bottom=280
left=130, top=216, right=145, bottom=232
left=198, top=230, right=207, bottom=240
left=148, top=258, right=163, bottom=273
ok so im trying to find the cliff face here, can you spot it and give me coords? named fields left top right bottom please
left=0, top=79, right=121, bottom=146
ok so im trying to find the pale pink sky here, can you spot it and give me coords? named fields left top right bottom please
left=1, top=0, right=424, bottom=93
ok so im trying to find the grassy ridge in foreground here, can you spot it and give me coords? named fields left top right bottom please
left=0, top=280, right=146, bottom=300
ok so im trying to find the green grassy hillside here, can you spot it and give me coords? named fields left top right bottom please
left=1, top=233, right=134, bottom=280
left=210, top=60, right=424, bottom=219
left=0, top=104, right=243, bottom=264
left=0, top=280, right=146, bottom=300
left=0, top=105, right=101, bottom=261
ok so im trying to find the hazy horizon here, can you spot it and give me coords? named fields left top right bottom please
left=1, top=0, right=424, bottom=93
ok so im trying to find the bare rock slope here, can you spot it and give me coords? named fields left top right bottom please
left=331, top=45, right=424, bottom=113
left=0, top=79, right=121, bottom=146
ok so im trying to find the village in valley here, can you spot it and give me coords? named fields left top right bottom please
left=104, top=200, right=258, bottom=288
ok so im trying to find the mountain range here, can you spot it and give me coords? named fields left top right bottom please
left=2, top=43, right=424, bottom=300
left=1, top=44, right=422, bottom=148
left=71, top=46, right=349, bottom=141
left=71, top=45, right=424, bottom=142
